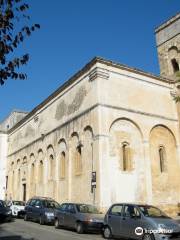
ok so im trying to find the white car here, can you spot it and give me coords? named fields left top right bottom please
left=8, top=201, right=25, bottom=217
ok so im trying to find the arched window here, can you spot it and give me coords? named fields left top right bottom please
left=12, top=171, right=14, bottom=193
left=159, top=146, right=166, bottom=173
left=39, top=161, right=43, bottom=183
left=75, top=145, right=82, bottom=175
left=31, top=163, right=35, bottom=184
left=18, top=169, right=20, bottom=187
left=122, top=142, right=131, bottom=171
left=49, top=154, right=54, bottom=179
left=59, top=152, right=66, bottom=179
left=171, top=58, right=179, bottom=73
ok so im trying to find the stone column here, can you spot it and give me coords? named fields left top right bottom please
left=95, top=134, right=110, bottom=210
left=143, top=140, right=153, bottom=204
left=44, top=154, right=48, bottom=197
left=68, top=141, right=72, bottom=202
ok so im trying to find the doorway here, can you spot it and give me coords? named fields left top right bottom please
left=22, top=184, right=26, bottom=201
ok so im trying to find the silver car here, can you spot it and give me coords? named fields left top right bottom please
left=103, top=203, right=180, bottom=240
left=54, top=203, right=104, bottom=233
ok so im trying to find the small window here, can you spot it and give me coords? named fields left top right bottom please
left=31, top=164, right=35, bottom=183
left=49, top=154, right=54, bottom=179
left=75, top=146, right=82, bottom=175
left=171, top=58, right=179, bottom=73
left=6, top=176, right=8, bottom=190
left=60, top=152, right=66, bottom=179
left=159, top=146, right=166, bottom=173
left=110, top=205, right=123, bottom=216
left=39, top=161, right=43, bottom=183
left=121, top=142, right=131, bottom=171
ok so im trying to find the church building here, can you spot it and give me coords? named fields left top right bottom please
left=1, top=13, right=180, bottom=216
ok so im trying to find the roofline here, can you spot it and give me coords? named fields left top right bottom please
left=0, top=109, right=28, bottom=124
left=0, top=130, right=7, bottom=134
left=155, top=12, right=180, bottom=33
left=8, top=56, right=174, bottom=134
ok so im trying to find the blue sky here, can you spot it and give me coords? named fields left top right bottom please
left=0, top=0, right=179, bottom=121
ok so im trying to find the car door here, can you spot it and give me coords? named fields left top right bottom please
left=57, top=203, right=68, bottom=226
left=121, top=205, right=142, bottom=239
left=29, top=199, right=37, bottom=220
left=65, top=204, right=77, bottom=228
left=33, top=200, right=42, bottom=221
left=25, top=199, right=35, bottom=219
left=107, top=204, right=123, bottom=237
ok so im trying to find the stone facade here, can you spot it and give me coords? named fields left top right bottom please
left=2, top=13, right=180, bottom=217
left=0, top=110, right=28, bottom=199
left=155, top=13, right=180, bottom=79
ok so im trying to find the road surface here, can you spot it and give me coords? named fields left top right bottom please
left=0, top=218, right=102, bottom=240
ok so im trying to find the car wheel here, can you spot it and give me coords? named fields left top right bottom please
left=142, top=234, right=154, bottom=240
left=76, top=222, right=84, bottom=234
left=54, top=218, right=60, bottom=229
left=24, top=214, right=29, bottom=221
left=39, top=215, right=45, bottom=225
left=103, top=226, right=112, bottom=239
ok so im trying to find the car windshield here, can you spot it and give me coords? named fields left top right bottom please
left=139, top=206, right=170, bottom=218
left=13, top=201, right=25, bottom=206
left=76, top=204, right=100, bottom=214
left=42, top=200, right=60, bottom=209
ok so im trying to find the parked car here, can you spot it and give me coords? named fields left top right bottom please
left=103, top=203, right=180, bottom=240
left=24, top=197, right=60, bottom=225
left=54, top=203, right=104, bottom=233
left=7, top=200, right=25, bottom=218
left=0, top=200, right=12, bottom=222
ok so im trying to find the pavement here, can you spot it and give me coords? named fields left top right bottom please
left=0, top=218, right=179, bottom=240
left=0, top=219, right=102, bottom=240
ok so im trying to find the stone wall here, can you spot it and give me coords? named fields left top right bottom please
left=6, top=58, right=180, bottom=216
left=155, top=13, right=180, bottom=79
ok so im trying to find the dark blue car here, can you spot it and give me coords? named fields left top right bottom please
left=0, top=200, right=12, bottom=222
left=24, top=197, right=60, bottom=225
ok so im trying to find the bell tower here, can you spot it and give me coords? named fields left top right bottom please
left=155, top=13, right=180, bottom=80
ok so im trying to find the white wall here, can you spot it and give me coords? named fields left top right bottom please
left=0, top=133, right=7, bottom=200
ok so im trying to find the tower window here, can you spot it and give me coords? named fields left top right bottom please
left=171, top=58, right=179, bottom=73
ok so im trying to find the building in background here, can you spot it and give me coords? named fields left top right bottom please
left=0, top=110, right=28, bottom=200
left=2, top=13, right=180, bottom=216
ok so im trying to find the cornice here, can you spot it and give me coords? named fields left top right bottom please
left=7, top=57, right=173, bottom=134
